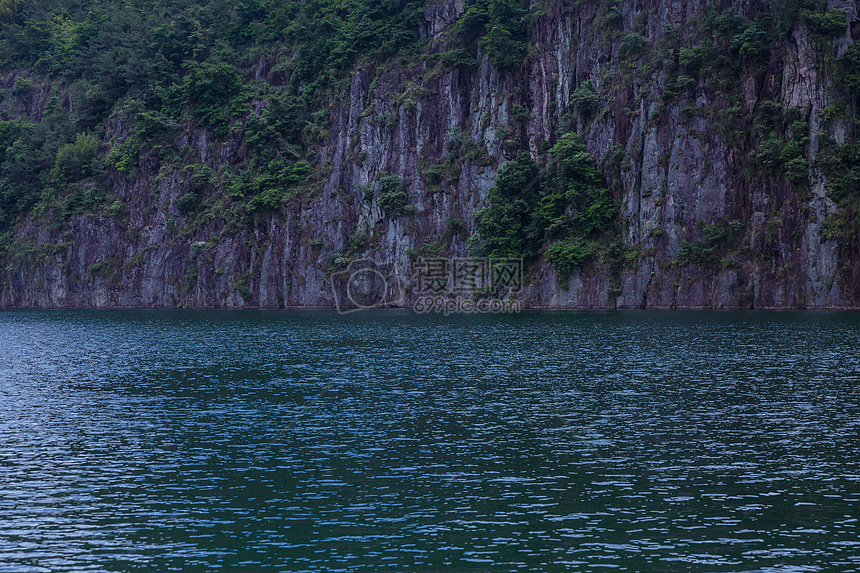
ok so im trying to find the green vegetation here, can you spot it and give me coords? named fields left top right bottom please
left=470, top=151, right=541, bottom=258
left=0, top=0, right=433, bottom=233
left=771, top=0, right=849, bottom=38
left=456, top=0, right=531, bottom=69
left=377, top=175, right=414, bottom=217
left=51, top=133, right=101, bottom=183
left=570, top=80, right=599, bottom=118
left=2, top=0, right=860, bottom=300
left=0, top=0, right=545, bottom=238
left=676, top=222, right=737, bottom=267
left=233, top=272, right=252, bottom=302
left=755, top=118, right=810, bottom=187
left=838, top=43, right=860, bottom=104
left=165, top=61, right=250, bottom=137
left=818, top=139, right=860, bottom=261
left=535, top=133, right=615, bottom=241
left=546, top=238, right=598, bottom=284
left=471, top=133, right=616, bottom=286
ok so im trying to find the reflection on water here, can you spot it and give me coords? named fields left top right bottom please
left=0, top=310, right=858, bottom=572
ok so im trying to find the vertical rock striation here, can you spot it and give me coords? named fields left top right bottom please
left=2, top=0, right=859, bottom=308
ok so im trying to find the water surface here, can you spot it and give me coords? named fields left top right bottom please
left=1, top=310, right=858, bottom=572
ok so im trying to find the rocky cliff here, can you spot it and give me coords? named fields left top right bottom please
left=2, top=0, right=860, bottom=308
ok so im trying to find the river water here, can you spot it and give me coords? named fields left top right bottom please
left=0, top=310, right=858, bottom=572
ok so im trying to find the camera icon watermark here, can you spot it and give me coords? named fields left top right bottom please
left=329, top=258, right=407, bottom=313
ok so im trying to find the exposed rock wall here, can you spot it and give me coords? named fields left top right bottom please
left=2, top=0, right=859, bottom=308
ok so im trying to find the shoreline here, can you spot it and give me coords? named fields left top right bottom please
left=2, top=305, right=860, bottom=311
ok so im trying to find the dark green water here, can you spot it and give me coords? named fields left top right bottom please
left=1, top=310, right=859, bottom=572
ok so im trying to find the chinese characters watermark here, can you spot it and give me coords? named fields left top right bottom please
left=412, top=257, right=522, bottom=315
left=329, top=256, right=523, bottom=314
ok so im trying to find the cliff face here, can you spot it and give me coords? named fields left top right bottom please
left=2, top=0, right=859, bottom=308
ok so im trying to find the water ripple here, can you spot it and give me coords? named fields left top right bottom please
left=0, top=310, right=859, bottom=571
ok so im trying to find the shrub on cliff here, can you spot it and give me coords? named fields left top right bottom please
left=546, top=238, right=598, bottom=288
left=472, top=151, right=542, bottom=258
left=456, top=0, right=530, bottom=70
left=533, top=133, right=614, bottom=242
left=804, top=8, right=848, bottom=36
left=471, top=134, right=615, bottom=282
left=51, top=133, right=101, bottom=183
left=0, top=119, right=62, bottom=228
left=570, top=81, right=599, bottom=118
left=378, top=175, right=415, bottom=217
left=164, top=61, right=250, bottom=137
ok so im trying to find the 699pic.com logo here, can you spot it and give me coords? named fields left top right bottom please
left=329, top=258, right=407, bottom=313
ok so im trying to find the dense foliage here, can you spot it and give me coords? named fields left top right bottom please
left=0, top=0, right=541, bottom=241
left=471, top=133, right=615, bottom=285
left=3, top=0, right=860, bottom=289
